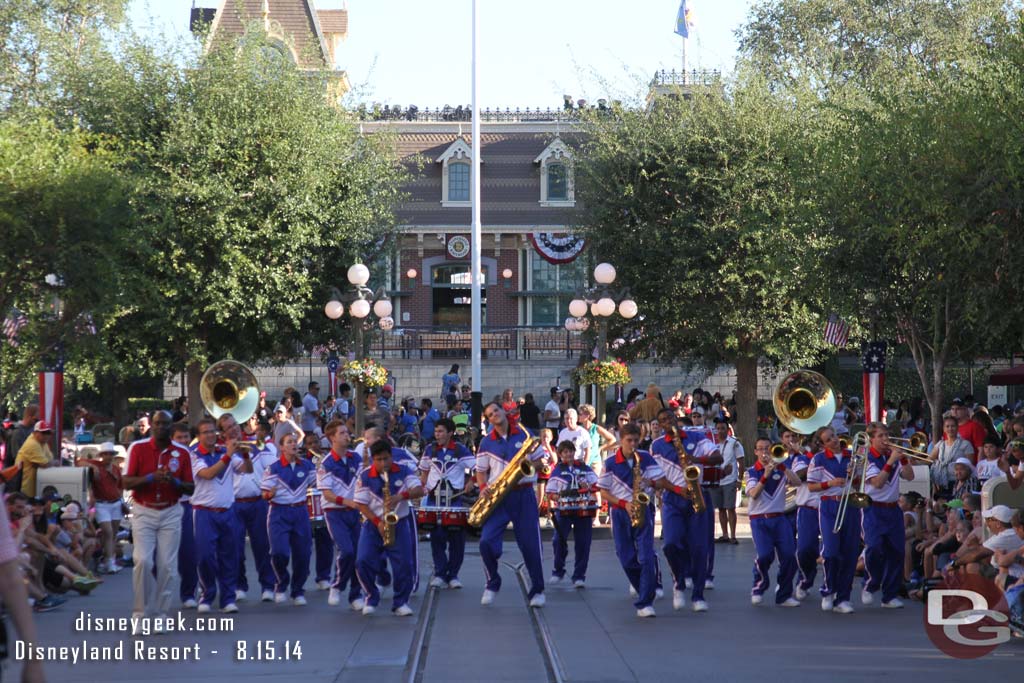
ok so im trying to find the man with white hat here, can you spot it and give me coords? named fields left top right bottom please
left=80, top=442, right=125, bottom=573
left=951, top=457, right=979, bottom=502
left=950, top=505, right=1023, bottom=580
left=15, top=420, right=54, bottom=497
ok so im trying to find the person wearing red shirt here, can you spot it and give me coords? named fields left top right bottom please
left=78, top=441, right=125, bottom=574
left=123, top=410, right=194, bottom=623
left=952, top=399, right=985, bottom=460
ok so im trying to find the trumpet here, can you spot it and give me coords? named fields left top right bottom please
left=770, top=443, right=788, bottom=464
left=838, top=435, right=852, bottom=451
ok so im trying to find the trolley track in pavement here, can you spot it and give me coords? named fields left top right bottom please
left=507, top=560, right=567, bottom=683
left=404, top=585, right=439, bottom=683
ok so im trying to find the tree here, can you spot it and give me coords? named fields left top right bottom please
left=574, top=76, right=833, bottom=454
left=0, top=115, right=131, bottom=409
left=741, top=0, right=1024, bottom=436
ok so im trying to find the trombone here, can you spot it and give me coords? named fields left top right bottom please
left=833, top=432, right=872, bottom=533
left=770, top=443, right=789, bottom=464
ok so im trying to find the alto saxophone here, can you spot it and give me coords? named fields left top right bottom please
left=668, top=426, right=706, bottom=514
left=468, top=434, right=539, bottom=527
left=629, top=452, right=651, bottom=528
left=380, top=471, right=399, bottom=548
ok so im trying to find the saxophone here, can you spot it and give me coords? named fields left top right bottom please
left=380, top=471, right=399, bottom=548
left=629, top=452, right=652, bottom=528
left=468, top=434, right=539, bottom=527
left=668, top=426, right=706, bottom=514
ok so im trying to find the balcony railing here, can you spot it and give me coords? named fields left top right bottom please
left=324, top=326, right=594, bottom=360
left=650, top=69, right=723, bottom=87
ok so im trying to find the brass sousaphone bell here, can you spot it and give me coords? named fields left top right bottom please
left=200, top=360, right=261, bottom=423
left=772, top=369, right=837, bottom=435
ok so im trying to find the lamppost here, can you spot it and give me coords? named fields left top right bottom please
left=324, top=263, right=394, bottom=434
left=565, top=262, right=638, bottom=426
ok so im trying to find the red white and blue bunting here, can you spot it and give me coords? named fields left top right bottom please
left=528, top=232, right=586, bottom=264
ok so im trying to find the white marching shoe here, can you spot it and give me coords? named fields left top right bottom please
left=429, top=576, right=447, bottom=589
left=833, top=601, right=855, bottom=614
left=636, top=606, right=656, bottom=618
left=481, top=589, right=496, bottom=606
left=350, top=598, right=366, bottom=611
left=328, top=589, right=342, bottom=606
left=821, top=596, right=834, bottom=612
left=529, top=593, right=546, bottom=608
left=362, top=604, right=376, bottom=616
left=751, top=594, right=764, bottom=606
left=448, top=579, right=463, bottom=589
left=393, top=604, right=414, bottom=617
left=692, top=600, right=708, bottom=612
left=794, top=586, right=808, bottom=601
left=673, top=589, right=687, bottom=610
left=779, top=598, right=800, bottom=608
left=860, top=588, right=875, bottom=605
left=882, top=598, right=905, bottom=609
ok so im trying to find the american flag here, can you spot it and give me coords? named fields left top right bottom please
left=2, top=309, right=28, bottom=347
left=862, top=341, right=887, bottom=424
left=823, top=313, right=850, bottom=347
left=40, top=352, right=65, bottom=452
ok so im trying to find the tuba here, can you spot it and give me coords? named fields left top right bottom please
left=200, top=360, right=260, bottom=423
left=468, top=433, right=539, bottom=527
left=380, top=471, right=399, bottom=548
left=773, top=370, right=837, bottom=435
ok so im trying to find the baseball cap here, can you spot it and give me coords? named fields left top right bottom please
left=951, top=397, right=965, bottom=406
left=60, top=502, right=82, bottom=520
left=274, top=404, right=287, bottom=414
left=944, top=499, right=964, bottom=509
left=382, top=384, right=394, bottom=394
left=982, top=505, right=1013, bottom=524
left=259, top=391, right=267, bottom=398
left=33, top=420, right=52, bottom=433
left=953, top=457, right=975, bottom=473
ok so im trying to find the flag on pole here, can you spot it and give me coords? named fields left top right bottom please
left=326, top=353, right=340, bottom=397
left=675, top=0, right=695, bottom=38
left=2, top=309, right=28, bottom=347
left=862, top=341, right=887, bottom=424
left=40, top=351, right=65, bottom=453
left=823, top=313, right=850, bottom=347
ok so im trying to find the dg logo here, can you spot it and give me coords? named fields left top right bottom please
left=923, top=573, right=1011, bottom=658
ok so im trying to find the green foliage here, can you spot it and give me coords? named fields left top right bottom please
left=127, top=397, right=173, bottom=412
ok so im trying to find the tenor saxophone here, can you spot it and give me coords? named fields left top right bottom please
left=468, top=435, right=539, bottom=527
left=629, top=452, right=652, bottom=528
left=667, top=426, right=706, bottom=514
left=380, top=471, right=399, bottom=548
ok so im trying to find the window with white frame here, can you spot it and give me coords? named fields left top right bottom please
left=534, top=138, right=575, bottom=206
left=437, top=138, right=475, bottom=207
left=524, top=250, right=586, bottom=326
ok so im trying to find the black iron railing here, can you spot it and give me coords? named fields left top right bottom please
left=354, top=326, right=592, bottom=360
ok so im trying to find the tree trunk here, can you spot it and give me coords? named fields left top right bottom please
left=734, top=354, right=758, bottom=468
left=186, top=361, right=203, bottom=429
left=111, top=379, right=131, bottom=433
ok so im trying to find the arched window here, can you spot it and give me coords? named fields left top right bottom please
left=448, top=162, right=470, bottom=202
left=547, top=163, right=568, bottom=201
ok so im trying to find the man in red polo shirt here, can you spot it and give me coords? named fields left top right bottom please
left=952, top=398, right=985, bottom=460
left=78, top=441, right=125, bottom=574
left=124, top=410, right=194, bottom=622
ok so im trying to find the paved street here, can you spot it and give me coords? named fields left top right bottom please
left=6, top=527, right=1022, bottom=682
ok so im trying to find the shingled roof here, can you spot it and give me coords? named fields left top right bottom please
left=393, top=131, right=581, bottom=228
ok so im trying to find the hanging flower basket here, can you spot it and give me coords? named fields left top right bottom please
left=573, top=359, right=631, bottom=388
left=341, top=358, right=389, bottom=388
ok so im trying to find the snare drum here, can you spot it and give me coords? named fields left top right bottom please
left=306, top=489, right=325, bottom=529
left=440, top=508, right=469, bottom=527
left=556, top=492, right=599, bottom=518
left=416, top=506, right=439, bottom=530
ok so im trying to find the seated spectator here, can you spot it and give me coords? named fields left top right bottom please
left=952, top=505, right=1022, bottom=586
left=950, top=457, right=979, bottom=502
left=993, top=509, right=1024, bottom=591
left=5, top=492, right=68, bottom=612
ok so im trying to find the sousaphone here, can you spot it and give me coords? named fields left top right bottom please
left=200, top=360, right=260, bottom=423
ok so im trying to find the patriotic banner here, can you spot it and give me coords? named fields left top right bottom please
left=862, top=341, right=887, bottom=424
left=528, top=232, right=586, bottom=265
left=40, top=351, right=65, bottom=454
left=326, top=353, right=340, bottom=397
left=823, top=313, right=850, bottom=348
left=3, top=309, right=28, bottom=347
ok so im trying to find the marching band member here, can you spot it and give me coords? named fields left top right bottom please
left=261, top=432, right=316, bottom=605
left=689, top=412, right=724, bottom=590
left=233, top=418, right=276, bottom=603
left=354, top=440, right=424, bottom=616
left=651, top=409, right=709, bottom=612
left=190, top=415, right=253, bottom=613
left=318, top=420, right=365, bottom=610
left=747, top=437, right=801, bottom=607
left=171, top=421, right=199, bottom=608
left=362, top=426, right=420, bottom=591
left=807, top=426, right=859, bottom=614
left=598, top=422, right=669, bottom=618
left=546, top=440, right=598, bottom=588
left=476, top=403, right=547, bottom=607
left=785, top=427, right=820, bottom=600
left=303, top=435, right=334, bottom=591
left=861, top=422, right=914, bottom=609
left=419, top=418, right=475, bottom=589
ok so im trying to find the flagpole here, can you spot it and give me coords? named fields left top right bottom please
left=682, top=34, right=688, bottom=84
left=470, top=0, right=483, bottom=432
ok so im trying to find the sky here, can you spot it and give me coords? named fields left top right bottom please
left=129, top=0, right=755, bottom=108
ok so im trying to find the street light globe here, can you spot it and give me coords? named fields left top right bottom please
left=564, top=317, right=576, bottom=331
left=324, top=300, right=344, bottom=320
left=619, top=299, right=638, bottom=319
left=595, top=297, right=616, bottom=317
left=594, top=263, right=617, bottom=285
left=379, top=316, right=395, bottom=331
left=350, top=299, right=371, bottom=318
left=502, top=268, right=513, bottom=280
left=406, top=268, right=418, bottom=280
left=577, top=317, right=590, bottom=331
left=347, top=263, right=370, bottom=286
left=373, top=299, right=393, bottom=318
left=568, top=299, right=588, bottom=318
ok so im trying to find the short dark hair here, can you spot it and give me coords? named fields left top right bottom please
left=421, top=398, right=432, bottom=408
left=197, top=416, right=217, bottom=431
left=339, top=382, right=351, bottom=394
left=550, top=387, right=560, bottom=396
left=436, top=418, right=456, bottom=434
left=370, top=440, right=392, bottom=457
left=5, top=492, right=29, bottom=505
left=556, top=440, right=576, bottom=453
left=308, top=381, right=319, bottom=390
left=620, top=422, right=642, bottom=438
